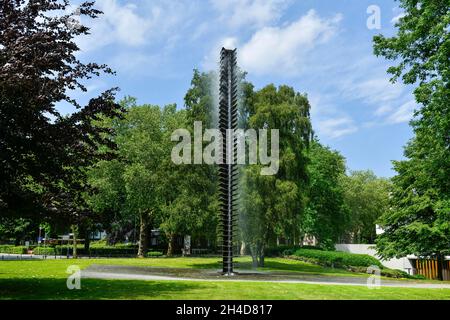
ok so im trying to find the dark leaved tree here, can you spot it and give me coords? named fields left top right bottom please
left=0, top=0, right=123, bottom=234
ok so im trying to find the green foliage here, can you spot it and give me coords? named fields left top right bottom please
left=348, top=266, right=419, bottom=279
left=33, top=244, right=138, bottom=257
left=146, top=251, right=164, bottom=257
left=0, top=217, right=37, bottom=243
left=265, top=245, right=322, bottom=257
left=0, top=245, right=27, bottom=254
left=88, top=83, right=219, bottom=256
left=240, top=84, right=312, bottom=266
left=340, top=170, right=391, bottom=243
left=32, top=247, right=56, bottom=255
left=291, top=249, right=383, bottom=269
left=302, top=141, right=348, bottom=248
left=373, top=0, right=450, bottom=264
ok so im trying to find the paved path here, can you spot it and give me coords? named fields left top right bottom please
left=81, top=265, right=450, bottom=289
left=0, top=253, right=62, bottom=260
left=0, top=253, right=94, bottom=260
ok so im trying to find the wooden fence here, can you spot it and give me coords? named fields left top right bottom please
left=414, top=259, right=450, bottom=280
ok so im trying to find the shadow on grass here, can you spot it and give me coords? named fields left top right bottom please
left=187, top=258, right=358, bottom=276
left=262, top=260, right=358, bottom=275
left=0, top=278, right=208, bottom=300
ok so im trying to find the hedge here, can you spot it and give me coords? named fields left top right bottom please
left=0, top=245, right=27, bottom=254
left=291, top=249, right=383, bottom=268
left=32, top=247, right=56, bottom=255
left=2, top=245, right=138, bottom=257
left=265, top=245, right=323, bottom=257
left=146, top=251, right=164, bottom=257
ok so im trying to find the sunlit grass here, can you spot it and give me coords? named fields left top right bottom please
left=1, top=258, right=449, bottom=300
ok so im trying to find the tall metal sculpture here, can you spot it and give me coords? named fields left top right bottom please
left=218, top=48, right=238, bottom=275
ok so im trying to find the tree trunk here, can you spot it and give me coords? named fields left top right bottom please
left=84, top=230, right=90, bottom=251
left=437, top=253, right=444, bottom=281
left=137, top=212, right=148, bottom=258
left=240, top=241, right=246, bottom=256
left=72, top=225, right=78, bottom=259
left=249, top=244, right=258, bottom=268
left=258, top=243, right=265, bottom=267
left=167, top=233, right=175, bottom=256
left=81, top=224, right=90, bottom=251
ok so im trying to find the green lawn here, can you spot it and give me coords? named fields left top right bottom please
left=1, top=257, right=450, bottom=300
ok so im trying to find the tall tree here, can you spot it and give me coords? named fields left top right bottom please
left=0, top=1, right=122, bottom=224
left=373, top=0, right=450, bottom=279
left=88, top=94, right=217, bottom=256
left=302, top=140, right=348, bottom=249
left=240, top=84, right=312, bottom=266
left=89, top=101, right=172, bottom=257
left=182, top=70, right=220, bottom=253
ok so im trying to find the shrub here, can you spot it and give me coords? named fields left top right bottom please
left=146, top=251, right=163, bottom=258
left=291, top=249, right=383, bottom=268
left=265, top=245, right=322, bottom=257
left=0, top=243, right=140, bottom=257
left=0, top=245, right=27, bottom=254
left=85, top=247, right=137, bottom=257
left=32, top=247, right=56, bottom=255
left=89, top=240, right=136, bottom=249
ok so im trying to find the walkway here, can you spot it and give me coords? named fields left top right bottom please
left=81, top=264, right=450, bottom=289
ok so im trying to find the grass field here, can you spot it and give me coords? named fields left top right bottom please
left=1, top=257, right=450, bottom=300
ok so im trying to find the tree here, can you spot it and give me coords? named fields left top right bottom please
left=301, top=140, right=348, bottom=249
left=340, top=170, right=390, bottom=243
left=0, top=1, right=123, bottom=225
left=240, top=84, right=312, bottom=266
left=180, top=70, right=220, bottom=253
left=88, top=101, right=171, bottom=257
left=0, top=217, right=36, bottom=245
left=88, top=91, right=218, bottom=256
left=373, top=0, right=450, bottom=279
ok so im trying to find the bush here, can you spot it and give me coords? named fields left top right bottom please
left=32, top=247, right=56, bottom=255
left=0, top=243, right=139, bottom=257
left=291, top=249, right=383, bottom=268
left=0, top=245, right=27, bottom=254
left=29, top=244, right=138, bottom=257
left=265, top=245, right=323, bottom=257
left=87, top=247, right=137, bottom=256
left=348, top=266, right=423, bottom=279
left=146, top=251, right=163, bottom=258
left=89, top=240, right=136, bottom=249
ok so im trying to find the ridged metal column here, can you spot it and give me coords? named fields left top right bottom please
left=218, top=48, right=238, bottom=275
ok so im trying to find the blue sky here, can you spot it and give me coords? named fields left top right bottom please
left=61, top=0, right=416, bottom=178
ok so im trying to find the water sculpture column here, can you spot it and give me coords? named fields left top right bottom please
left=218, top=48, right=238, bottom=275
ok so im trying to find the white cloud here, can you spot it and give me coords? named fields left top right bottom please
left=76, top=0, right=190, bottom=52
left=239, top=10, right=342, bottom=75
left=386, top=100, right=416, bottom=124
left=316, top=117, right=358, bottom=139
left=374, top=104, right=392, bottom=116
left=202, top=37, right=239, bottom=70
left=211, top=0, right=291, bottom=29
left=391, top=7, right=406, bottom=24
left=341, top=76, right=404, bottom=105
